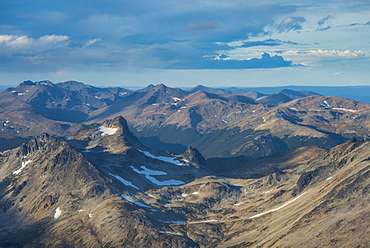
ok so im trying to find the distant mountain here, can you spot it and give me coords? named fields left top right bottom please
left=255, top=89, right=319, bottom=106
left=185, top=85, right=232, bottom=95
left=86, top=84, right=370, bottom=159
left=1, top=80, right=370, bottom=160
left=230, top=88, right=266, bottom=99
left=233, top=85, right=370, bottom=104
left=56, top=80, right=133, bottom=105
left=0, top=80, right=132, bottom=143
left=191, top=95, right=370, bottom=158
left=0, top=117, right=369, bottom=247
left=185, top=84, right=266, bottom=99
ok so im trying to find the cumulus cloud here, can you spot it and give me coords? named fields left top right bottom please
left=277, top=17, right=306, bottom=32
left=1, top=0, right=369, bottom=76
left=171, top=52, right=293, bottom=69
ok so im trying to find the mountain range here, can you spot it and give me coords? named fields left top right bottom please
left=0, top=80, right=369, bottom=246
left=0, top=115, right=369, bottom=247
left=2, top=80, right=370, bottom=159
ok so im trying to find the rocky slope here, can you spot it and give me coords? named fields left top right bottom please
left=0, top=117, right=210, bottom=247
left=0, top=117, right=369, bottom=247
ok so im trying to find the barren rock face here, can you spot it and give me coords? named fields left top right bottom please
left=0, top=116, right=369, bottom=247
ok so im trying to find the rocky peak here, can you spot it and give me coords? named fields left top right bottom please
left=35, top=80, right=55, bottom=87
left=329, top=137, right=365, bottom=158
left=16, top=133, right=57, bottom=157
left=181, top=146, right=207, bottom=167
left=72, top=116, right=144, bottom=153
left=19, top=80, right=36, bottom=86
left=56, top=80, right=90, bottom=91
left=154, top=83, right=167, bottom=91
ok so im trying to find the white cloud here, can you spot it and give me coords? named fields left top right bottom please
left=83, top=38, right=102, bottom=48
left=284, top=49, right=367, bottom=58
left=0, top=34, right=69, bottom=56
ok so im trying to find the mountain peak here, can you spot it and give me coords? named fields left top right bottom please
left=19, top=80, right=36, bottom=86
left=181, top=146, right=207, bottom=167
left=153, top=83, right=169, bottom=92
left=73, top=116, right=143, bottom=153
left=102, top=116, right=131, bottom=134
left=16, top=133, right=57, bottom=157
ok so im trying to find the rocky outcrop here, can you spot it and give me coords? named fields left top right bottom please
left=181, top=146, right=207, bottom=167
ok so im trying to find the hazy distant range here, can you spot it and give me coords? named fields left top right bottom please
left=1, top=84, right=369, bottom=104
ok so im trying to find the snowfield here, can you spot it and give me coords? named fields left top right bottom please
left=109, top=173, right=139, bottom=190
left=121, top=194, right=152, bottom=208
left=131, top=166, right=185, bottom=186
left=139, top=149, right=183, bottom=166
left=99, top=126, right=118, bottom=136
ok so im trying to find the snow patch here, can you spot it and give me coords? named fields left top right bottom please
left=54, top=207, right=62, bottom=218
left=201, top=220, right=218, bottom=223
left=234, top=202, right=243, bottom=206
left=121, top=194, right=152, bottom=208
left=99, top=125, right=118, bottom=136
left=321, top=101, right=330, bottom=109
left=249, top=192, right=307, bottom=219
left=131, top=166, right=185, bottom=186
left=13, top=160, right=32, bottom=175
left=333, top=108, right=357, bottom=112
left=192, top=192, right=199, bottom=195
left=172, top=97, right=182, bottom=102
left=159, top=231, right=182, bottom=236
left=109, top=173, right=139, bottom=190
left=88, top=213, right=92, bottom=218
left=18, top=93, right=26, bottom=96
left=182, top=193, right=188, bottom=197
left=326, top=177, right=333, bottom=181
left=138, top=150, right=182, bottom=166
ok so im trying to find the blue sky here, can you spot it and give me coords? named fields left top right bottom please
left=0, top=0, right=369, bottom=87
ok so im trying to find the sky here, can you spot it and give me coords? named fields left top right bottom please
left=0, top=0, right=369, bottom=88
